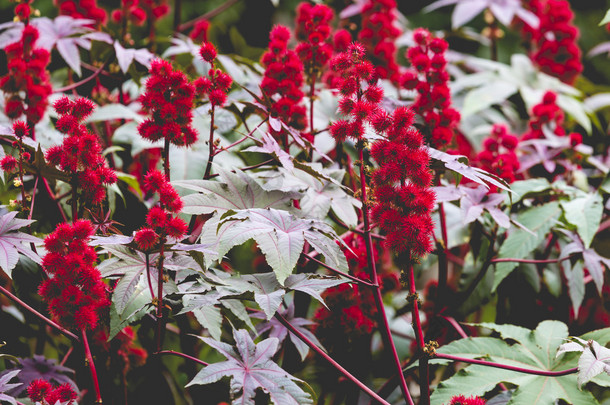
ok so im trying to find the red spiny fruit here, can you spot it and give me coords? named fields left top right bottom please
left=0, top=24, right=52, bottom=126
left=38, top=220, right=108, bottom=331
left=329, top=42, right=382, bottom=142
left=135, top=170, right=187, bottom=251
left=401, top=28, right=459, bottom=149
left=260, top=25, right=307, bottom=142
left=27, top=380, right=52, bottom=402
left=520, top=0, right=582, bottom=84
left=295, top=2, right=334, bottom=85
left=194, top=42, right=232, bottom=108
left=45, top=97, right=117, bottom=206
left=476, top=124, right=521, bottom=185
left=522, top=91, right=565, bottom=140
left=138, top=59, right=198, bottom=146
left=370, top=106, right=435, bottom=258
left=56, top=0, right=107, bottom=26
left=448, top=395, right=486, bottom=405
left=358, top=0, right=402, bottom=83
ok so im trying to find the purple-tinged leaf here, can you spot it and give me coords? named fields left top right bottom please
left=0, top=369, right=21, bottom=405
left=453, top=1, right=488, bottom=28
left=559, top=230, right=610, bottom=297
left=283, top=274, right=347, bottom=307
left=428, top=147, right=511, bottom=192
left=0, top=211, right=42, bottom=278
left=588, top=42, right=610, bottom=58
left=0, top=21, right=23, bottom=49
left=187, top=329, right=313, bottom=405
left=56, top=38, right=82, bottom=76
left=339, top=0, right=367, bottom=19
left=0, top=355, right=76, bottom=397
left=254, top=304, right=323, bottom=361
left=243, top=273, right=285, bottom=319
left=114, top=41, right=154, bottom=74
left=269, top=116, right=282, bottom=132
left=89, top=234, right=134, bottom=246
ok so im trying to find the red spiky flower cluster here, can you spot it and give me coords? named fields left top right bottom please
left=55, top=0, right=107, bottom=26
left=38, top=220, right=108, bottom=331
left=194, top=42, right=233, bottom=107
left=476, top=124, right=520, bottom=184
left=134, top=170, right=187, bottom=251
left=260, top=25, right=307, bottom=138
left=370, top=107, right=436, bottom=258
left=521, top=0, right=582, bottom=84
left=329, top=42, right=384, bottom=142
left=0, top=24, right=52, bottom=125
left=46, top=97, right=117, bottom=205
left=358, top=0, right=401, bottom=82
left=295, top=3, right=334, bottom=83
left=0, top=121, right=31, bottom=174
left=522, top=91, right=565, bottom=140
left=447, top=395, right=486, bottom=405
left=138, top=59, right=198, bottom=147
left=402, top=28, right=460, bottom=149
left=27, top=379, right=78, bottom=405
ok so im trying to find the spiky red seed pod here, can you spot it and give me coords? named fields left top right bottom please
left=135, top=228, right=159, bottom=251
left=199, top=42, right=217, bottom=63
left=27, top=380, right=52, bottom=402
left=0, top=156, right=18, bottom=172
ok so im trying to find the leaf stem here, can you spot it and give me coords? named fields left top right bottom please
left=434, top=352, right=578, bottom=377
left=0, top=285, right=79, bottom=341
left=275, top=313, right=392, bottom=405
left=155, top=350, right=208, bottom=366
left=301, top=252, right=377, bottom=288
left=82, top=329, right=103, bottom=404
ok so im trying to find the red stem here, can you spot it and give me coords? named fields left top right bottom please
left=55, top=62, right=108, bottom=93
left=163, top=138, right=171, bottom=181
left=203, top=105, right=216, bottom=179
left=441, top=316, right=468, bottom=339
left=275, top=313, right=392, bottom=405
left=156, top=241, right=166, bottom=352
left=155, top=350, right=208, bottom=366
left=435, top=352, right=578, bottom=377
left=145, top=253, right=155, bottom=299
left=0, top=285, right=79, bottom=341
left=405, top=256, right=428, bottom=404
left=82, top=329, right=103, bottom=404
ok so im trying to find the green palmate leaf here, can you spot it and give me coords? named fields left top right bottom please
left=201, top=208, right=348, bottom=284
left=174, top=167, right=298, bottom=216
left=192, top=306, right=223, bottom=341
left=560, top=192, right=603, bottom=248
left=187, top=329, right=313, bottom=405
left=493, top=202, right=561, bottom=291
left=431, top=321, right=600, bottom=405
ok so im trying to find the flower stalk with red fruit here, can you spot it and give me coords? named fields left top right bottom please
left=194, top=41, right=232, bottom=179
left=45, top=97, right=117, bottom=219
left=329, top=42, right=414, bottom=405
left=134, top=170, right=187, bottom=351
left=138, top=59, right=198, bottom=180
left=38, top=220, right=108, bottom=404
left=294, top=2, right=334, bottom=137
